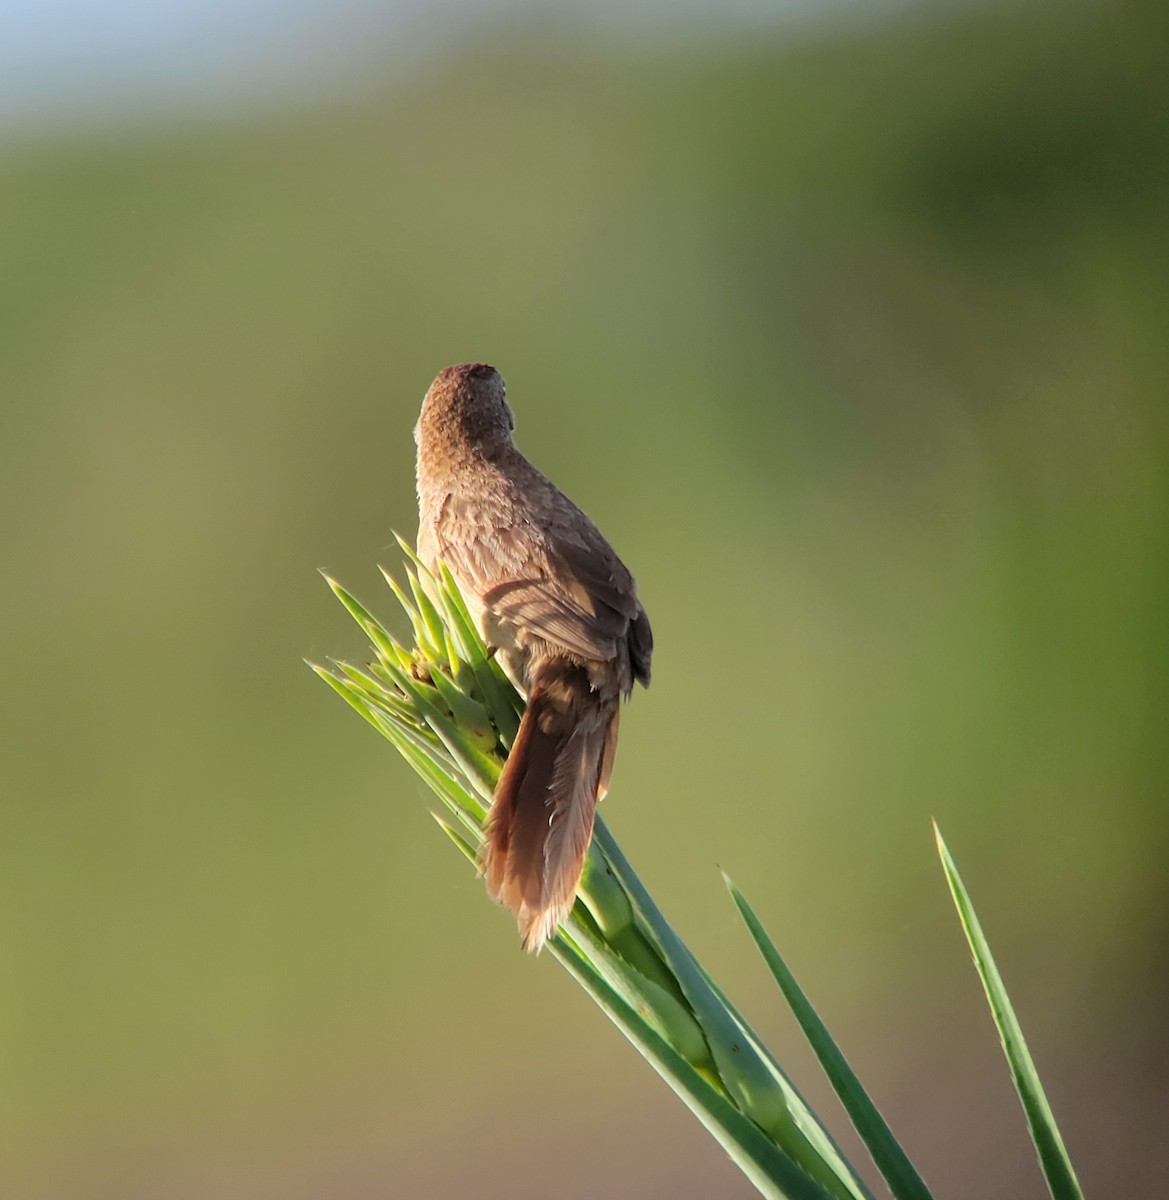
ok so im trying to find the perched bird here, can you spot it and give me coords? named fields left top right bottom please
left=415, top=363, right=652, bottom=951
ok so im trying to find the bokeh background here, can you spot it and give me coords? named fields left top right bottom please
left=2, top=0, right=1167, bottom=1196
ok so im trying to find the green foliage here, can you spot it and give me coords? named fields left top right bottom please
left=6, top=3, right=1163, bottom=1191
left=724, top=876, right=933, bottom=1200
left=936, top=827, right=1085, bottom=1200
left=316, top=551, right=1083, bottom=1200
left=314, top=550, right=867, bottom=1200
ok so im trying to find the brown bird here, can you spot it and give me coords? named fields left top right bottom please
left=415, top=363, right=652, bottom=951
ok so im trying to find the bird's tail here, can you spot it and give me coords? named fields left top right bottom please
left=482, top=661, right=618, bottom=952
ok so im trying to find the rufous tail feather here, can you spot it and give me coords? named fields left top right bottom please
left=482, top=661, right=617, bottom=952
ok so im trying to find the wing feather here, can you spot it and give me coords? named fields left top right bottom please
left=434, top=489, right=649, bottom=668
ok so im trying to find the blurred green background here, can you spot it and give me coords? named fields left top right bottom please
left=2, top=1, right=1167, bottom=1196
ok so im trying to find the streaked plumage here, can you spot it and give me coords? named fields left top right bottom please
left=415, top=363, right=651, bottom=950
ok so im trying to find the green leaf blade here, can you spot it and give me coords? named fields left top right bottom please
left=591, top=819, right=872, bottom=1200
left=725, top=876, right=934, bottom=1200
left=319, top=574, right=400, bottom=662
left=934, top=825, right=1084, bottom=1200
left=548, top=935, right=839, bottom=1200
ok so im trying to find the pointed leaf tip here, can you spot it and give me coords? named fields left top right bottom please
left=728, top=883, right=933, bottom=1200
left=937, top=835, right=1083, bottom=1200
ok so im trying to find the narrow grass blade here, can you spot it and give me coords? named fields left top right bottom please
left=725, top=875, right=934, bottom=1200
left=429, top=819, right=829, bottom=1200
left=592, top=818, right=872, bottom=1200
left=934, top=825, right=1084, bottom=1200
left=391, top=530, right=434, bottom=583
left=690, top=938, right=875, bottom=1200
left=443, top=627, right=478, bottom=694
left=382, top=570, right=438, bottom=661
left=384, top=721, right=487, bottom=832
left=436, top=562, right=523, bottom=736
left=564, top=915, right=714, bottom=1072
left=407, top=567, right=448, bottom=655
left=552, top=937, right=841, bottom=1200
left=308, top=662, right=387, bottom=732
left=379, top=658, right=501, bottom=801
left=320, top=574, right=399, bottom=662
left=427, top=667, right=497, bottom=750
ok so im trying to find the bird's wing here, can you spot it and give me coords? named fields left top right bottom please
left=434, top=496, right=644, bottom=665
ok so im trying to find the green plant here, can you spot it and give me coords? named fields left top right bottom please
left=311, top=543, right=1084, bottom=1200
